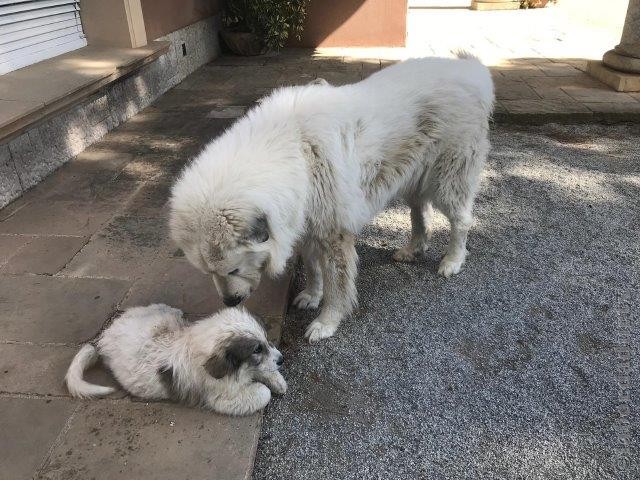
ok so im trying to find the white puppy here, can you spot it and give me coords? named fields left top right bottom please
left=170, top=53, right=494, bottom=342
left=65, top=304, right=286, bottom=416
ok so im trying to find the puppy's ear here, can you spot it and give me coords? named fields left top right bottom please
left=246, top=214, right=269, bottom=244
left=158, top=366, right=176, bottom=399
left=204, top=337, right=260, bottom=379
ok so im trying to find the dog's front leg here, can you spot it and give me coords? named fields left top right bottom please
left=209, top=383, right=271, bottom=416
left=256, top=370, right=287, bottom=395
left=305, top=232, right=358, bottom=343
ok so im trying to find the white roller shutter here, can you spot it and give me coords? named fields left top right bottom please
left=0, top=0, right=86, bottom=74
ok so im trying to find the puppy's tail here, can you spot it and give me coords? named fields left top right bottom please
left=65, top=344, right=115, bottom=398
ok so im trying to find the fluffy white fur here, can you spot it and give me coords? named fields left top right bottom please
left=170, top=54, right=494, bottom=342
left=65, top=304, right=286, bottom=416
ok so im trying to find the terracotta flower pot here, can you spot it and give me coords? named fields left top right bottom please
left=527, top=0, right=549, bottom=7
left=220, top=30, right=266, bottom=56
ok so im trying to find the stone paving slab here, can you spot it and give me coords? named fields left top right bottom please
left=121, top=257, right=223, bottom=315
left=61, top=213, right=172, bottom=281
left=1, top=236, right=87, bottom=275
left=0, top=344, right=120, bottom=397
left=0, top=276, right=130, bottom=344
left=0, top=199, right=124, bottom=237
left=0, top=234, right=31, bottom=265
left=0, top=397, right=77, bottom=480
left=36, top=401, right=262, bottom=480
left=121, top=256, right=294, bottom=320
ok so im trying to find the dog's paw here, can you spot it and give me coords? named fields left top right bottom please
left=438, top=256, right=464, bottom=278
left=392, top=246, right=418, bottom=263
left=305, top=319, right=338, bottom=343
left=268, top=372, right=288, bottom=395
left=293, top=290, right=322, bottom=310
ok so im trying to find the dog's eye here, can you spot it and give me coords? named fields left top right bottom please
left=228, top=268, right=239, bottom=276
left=253, top=344, right=263, bottom=354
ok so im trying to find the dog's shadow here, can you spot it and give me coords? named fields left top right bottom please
left=356, top=236, right=445, bottom=275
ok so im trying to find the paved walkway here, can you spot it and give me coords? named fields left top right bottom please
left=0, top=57, right=294, bottom=479
left=319, top=5, right=640, bottom=122
left=254, top=123, right=640, bottom=480
left=409, top=5, right=640, bottom=122
left=406, top=4, right=624, bottom=64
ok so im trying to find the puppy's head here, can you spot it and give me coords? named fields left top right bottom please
left=201, top=309, right=283, bottom=380
left=169, top=202, right=271, bottom=307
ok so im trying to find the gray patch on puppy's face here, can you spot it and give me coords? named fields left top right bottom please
left=204, top=336, right=267, bottom=379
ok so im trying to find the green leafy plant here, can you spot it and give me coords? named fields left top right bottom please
left=223, top=0, right=308, bottom=51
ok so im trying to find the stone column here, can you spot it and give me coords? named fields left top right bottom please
left=588, top=0, right=640, bottom=91
left=603, top=0, right=640, bottom=73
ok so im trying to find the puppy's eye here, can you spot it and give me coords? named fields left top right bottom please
left=228, top=268, right=239, bottom=276
left=253, top=344, right=263, bottom=354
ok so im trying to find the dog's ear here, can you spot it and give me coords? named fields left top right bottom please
left=246, top=214, right=269, bottom=244
left=157, top=366, right=177, bottom=398
left=204, top=337, right=260, bottom=379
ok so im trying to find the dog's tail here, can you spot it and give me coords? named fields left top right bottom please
left=454, top=49, right=481, bottom=62
left=65, top=344, right=115, bottom=398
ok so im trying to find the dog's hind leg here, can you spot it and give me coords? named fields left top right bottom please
left=437, top=210, right=472, bottom=278
left=393, top=201, right=434, bottom=262
left=293, top=244, right=323, bottom=310
left=433, top=143, right=485, bottom=278
left=305, top=232, right=358, bottom=342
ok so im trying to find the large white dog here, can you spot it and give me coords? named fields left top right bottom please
left=170, top=53, right=494, bottom=342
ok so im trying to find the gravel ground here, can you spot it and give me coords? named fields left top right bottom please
left=252, top=124, right=640, bottom=480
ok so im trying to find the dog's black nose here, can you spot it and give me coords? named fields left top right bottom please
left=223, top=295, right=243, bottom=307
left=276, top=354, right=284, bottom=366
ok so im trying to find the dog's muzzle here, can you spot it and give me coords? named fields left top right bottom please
left=223, top=295, right=244, bottom=307
left=276, top=353, right=284, bottom=367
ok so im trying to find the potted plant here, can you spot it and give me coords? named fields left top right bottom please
left=221, top=0, right=308, bottom=56
left=520, top=0, right=555, bottom=8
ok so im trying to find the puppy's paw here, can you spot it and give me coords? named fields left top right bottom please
left=293, top=290, right=322, bottom=310
left=305, top=319, right=338, bottom=343
left=438, top=256, right=464, bottom=278
left=268, top=372, right=288, bottom=395
left=392, top=246, right=418, bottom=263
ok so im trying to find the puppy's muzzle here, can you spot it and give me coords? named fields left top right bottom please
left=276, top=353, right=284, bottom=367
left=223, top=295, right=244, bottom=307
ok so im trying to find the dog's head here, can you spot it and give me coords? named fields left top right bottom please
left=200, top=309, right=283, bottom=381
left=169, top=203, right=271, bottom=307
left=169, top=105, right=310, bottom=306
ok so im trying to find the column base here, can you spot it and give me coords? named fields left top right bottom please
left=587, top=60, right=640, bottom=92
left=602, top=49, right=640, bottom=74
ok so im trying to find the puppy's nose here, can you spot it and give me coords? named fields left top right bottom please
left=276, top=354, right=284, bottom=366
left=223, top=295, right=243, bottom=307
